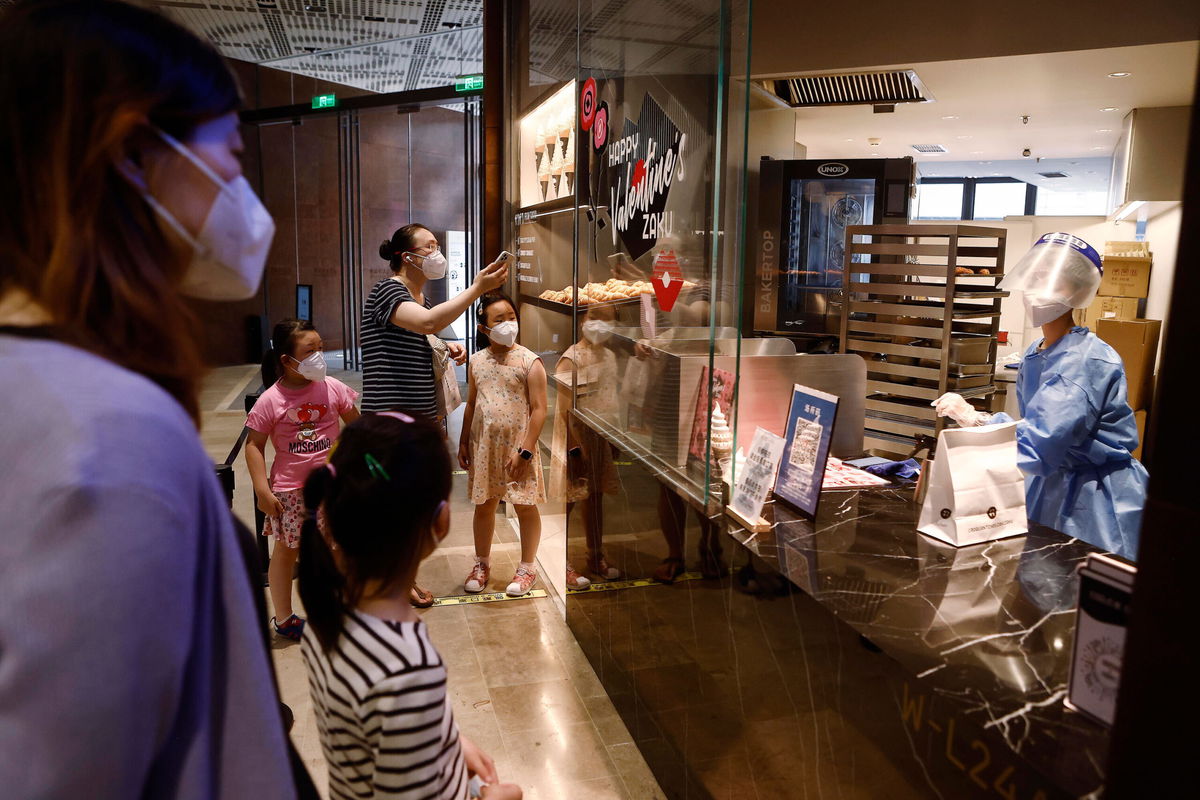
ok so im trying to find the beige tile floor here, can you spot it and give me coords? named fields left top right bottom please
left=199, top=365, right=664, bottom=800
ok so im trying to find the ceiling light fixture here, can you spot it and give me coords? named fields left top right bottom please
left=956, top=135, right=972, bottom=139
left=941, top=115, right=959, bottom=120
left=1107, top=72, right=1131, bottom=78
left=1100, top=107, right=1118, bottom=112
left=1096, top=129, right=1112, bottom=133
left=1091, top=146, right=1107, bottom=150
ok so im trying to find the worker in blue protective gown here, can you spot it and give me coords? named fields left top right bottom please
left=933, top=233, right=1148, bottom=560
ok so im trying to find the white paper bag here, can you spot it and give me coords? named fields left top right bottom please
left=917, top=421, right=1027, bottom=546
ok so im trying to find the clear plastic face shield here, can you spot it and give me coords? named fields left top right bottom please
left=998, top=233, right=1103, bottom=309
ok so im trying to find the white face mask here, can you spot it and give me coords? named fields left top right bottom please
left=408, top=249, right=448, bottom=280
left=1024, top=295, right=1073, bottom=327
left=581, top=319, right=614, bottom=344
left=486, top=320, right=519, bottom=347
left=135, top=127, right=275, bottom=301
left=289, top=351, right=327, bottom=382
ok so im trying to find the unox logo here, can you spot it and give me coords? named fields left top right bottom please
left=817, top=162, right=849, bottom=177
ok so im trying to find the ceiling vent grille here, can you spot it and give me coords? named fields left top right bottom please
left=767, top=69, right=933, bottom=108
left=1037, top=171, right=1070, bottom=178
left=911, top=143, right=947, bottom=153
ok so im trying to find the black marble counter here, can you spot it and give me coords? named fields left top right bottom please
left=565, top=463, right=1111, bottom=800
left=726, top=487, right=1109, bottom=798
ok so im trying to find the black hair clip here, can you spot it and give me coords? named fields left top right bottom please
left=364, top=453, right=391, bottom=482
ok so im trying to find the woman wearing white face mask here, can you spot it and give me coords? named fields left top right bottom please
left=550, top=305, right=623, bottom=587
left=361, top=224, right=509, bottom=421
left=933, top=233, right=1148, bottom=559
left=0, top=1, right=313, bottom=798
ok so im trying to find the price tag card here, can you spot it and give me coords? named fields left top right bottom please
left=731, top=427, right=786, bottom=522
left=773, top=384, right=839, bottom=519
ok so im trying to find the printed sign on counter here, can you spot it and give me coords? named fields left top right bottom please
left=773, top=384, right=839, bottom=519
left=731, top=428, right=786, bottom=522
left=1067, top=553, right=1135, bottom=726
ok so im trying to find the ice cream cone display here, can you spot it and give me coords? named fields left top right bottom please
left=558, top=116, right=572, bottom=160
left=564, top=127, right=576, bottom=193
left=534, top=126, right=547, bottom=172
left=552, top=159, right=565, bottom=197
left=538, top=150, right=552, bottom=202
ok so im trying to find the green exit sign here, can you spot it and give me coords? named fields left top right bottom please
left=311, top=93, right=338, bottom=109
left=455, top=74, right=484, bottom=92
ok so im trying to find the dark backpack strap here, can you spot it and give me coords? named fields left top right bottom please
left=232, top=517, right=321, bottom=798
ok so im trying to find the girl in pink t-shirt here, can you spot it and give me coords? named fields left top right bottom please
left=246, top=318, right=359, bottom=640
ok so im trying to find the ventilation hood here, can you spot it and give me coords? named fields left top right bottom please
left=1108, top=106, right=1190, bottom=221
left=760, top=69, right=934, bottom=108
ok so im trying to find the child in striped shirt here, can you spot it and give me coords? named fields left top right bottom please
left=298, top=412, right=522, bottom=800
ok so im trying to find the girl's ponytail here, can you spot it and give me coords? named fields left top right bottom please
left=260, top=346, right=280, bottom=388
left=298, top=465, right=345, bottom=651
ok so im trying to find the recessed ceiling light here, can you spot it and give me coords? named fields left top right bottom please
left=970, top=150, right=984, bottom=154
left=1091, top=146, right=1107, bottom=150
left=845, top=138, right=854, bottom=142
left=1100, top=107, right=1118, bottom=112
left=955, top=135, right=972, bottom=140
left=941, top=115, right=959, bottom=120
left=1107, top=72, right=1131, bottom=78
left=991, top=172, right=1001, bottom=176
left=1096, top=129, right=1112, bottom=133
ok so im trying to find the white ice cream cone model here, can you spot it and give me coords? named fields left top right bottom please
left=534, top=129, right=546, bottom=172
left=710, top=404, right=733, bottom=465
left=558, top=119, right=571, bottom=159
left=546, top=147, right=560, bottom=197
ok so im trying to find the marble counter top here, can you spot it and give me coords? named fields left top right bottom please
left=726, top=488, right=1109, bottom=798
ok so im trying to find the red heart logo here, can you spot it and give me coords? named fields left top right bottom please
left=651, top=249, right=683, bottom=312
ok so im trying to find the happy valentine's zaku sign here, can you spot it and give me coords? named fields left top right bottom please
left=580, top=78, right=688, bottom=313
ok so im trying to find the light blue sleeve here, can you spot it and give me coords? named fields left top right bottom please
left=1002, top=375, right=1098, bottom=478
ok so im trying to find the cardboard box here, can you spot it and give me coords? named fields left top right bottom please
left=1077, top=295, right=1139, bottom=329
left=1098, top=256, right=1151, bottom=298
left=1096, top=318, right=1162, bottom=411
left=1132, top=409, right=1147, bottom=461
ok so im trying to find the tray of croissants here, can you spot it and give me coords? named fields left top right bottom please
left=536, top=278, right=694, bottom=306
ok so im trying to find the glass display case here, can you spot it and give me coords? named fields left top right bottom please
left=504, top=0, right=756, bottom=606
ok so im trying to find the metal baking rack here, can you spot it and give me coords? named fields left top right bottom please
left=837, top=224, right=1008, bottom=457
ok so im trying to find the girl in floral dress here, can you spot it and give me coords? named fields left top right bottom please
left=551, top=304, right=624, bottom=589
left=458, top=294, right=548, bottom=596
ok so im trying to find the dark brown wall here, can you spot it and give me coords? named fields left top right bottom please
left=751, top=0, right=1200, bottom=75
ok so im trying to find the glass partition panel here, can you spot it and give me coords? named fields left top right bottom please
left=504, top=0, right=752, bottom=603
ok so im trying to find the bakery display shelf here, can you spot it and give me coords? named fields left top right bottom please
left=515, top=195, right=575, bottom=217
left=519, top=293, right=644, bottom=315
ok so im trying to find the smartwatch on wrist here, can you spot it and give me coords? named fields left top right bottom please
left=518, top=448, right=533, bottom=461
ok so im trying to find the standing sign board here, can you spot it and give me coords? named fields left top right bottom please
left=731, top=427, right=786, bottom=523
left=773, top=385, right=839, bottom=519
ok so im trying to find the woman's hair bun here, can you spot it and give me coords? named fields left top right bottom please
left=379, top=239, right=394, bottom=261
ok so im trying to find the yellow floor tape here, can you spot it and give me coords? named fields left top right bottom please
left=431, top=588, right=549, bottom=607
left=566, top=571, right=711, bottom=594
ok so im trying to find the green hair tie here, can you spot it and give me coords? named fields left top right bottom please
left=364, top=453, right=391, bottom=482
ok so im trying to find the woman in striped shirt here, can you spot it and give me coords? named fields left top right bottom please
left=298, top=412, right=522, bottom=800
left=361, top=224, right=509, bottom=419
left=361, top=224, right=508, bottom=609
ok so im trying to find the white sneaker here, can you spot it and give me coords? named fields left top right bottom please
left=566, top=565, right=592, bottom=590
left=464, top=561, right=490, bottom=594
left=506, top=566, right=538, bottom=597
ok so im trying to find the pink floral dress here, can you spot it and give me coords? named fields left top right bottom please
left=467, top=345, right=546, bottom=505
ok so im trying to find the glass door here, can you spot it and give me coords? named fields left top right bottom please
left=251, top=97, right=483, bottom=372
